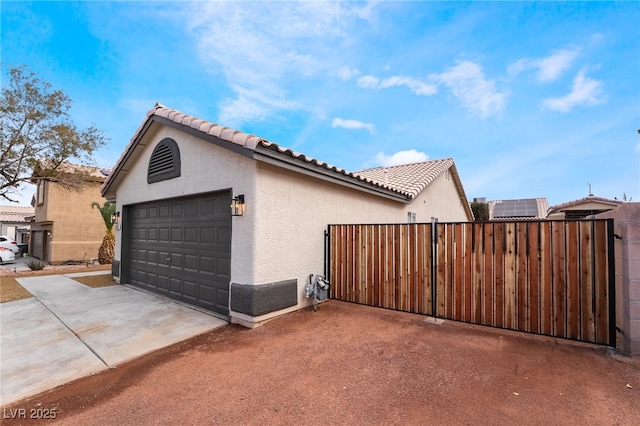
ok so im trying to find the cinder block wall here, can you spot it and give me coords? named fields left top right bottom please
left=596, top=203, right=640, bottom=356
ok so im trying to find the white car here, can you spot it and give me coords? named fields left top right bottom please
left=0, top=235, right=20, bottom=254
left=0, top=246, right=16, bottom=263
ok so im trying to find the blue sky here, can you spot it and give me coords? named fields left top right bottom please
left=2, top=1, right=639, bottom=207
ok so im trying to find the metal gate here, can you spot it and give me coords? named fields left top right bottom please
left=327, top=220, right=615, bottom=346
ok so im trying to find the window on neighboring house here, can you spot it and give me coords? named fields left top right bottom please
left=148, top=138, right=181, bottom=183
left=37, top=179, right=45, bottom=205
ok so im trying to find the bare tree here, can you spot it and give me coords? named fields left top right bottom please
left=0, top=65, right=107, bottom=202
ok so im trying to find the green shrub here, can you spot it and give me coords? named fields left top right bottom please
left=26, top=258, right=47, bottom=271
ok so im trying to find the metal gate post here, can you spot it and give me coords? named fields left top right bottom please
left=325, top=227, right=331, bottom=298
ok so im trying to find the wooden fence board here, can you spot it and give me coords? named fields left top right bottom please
left=567, top=221, right=580, bottom=340
left=504, top=223, right=516, bottom=330
left=540, top=221, right=553, bottom=335
left=580, top=221, right=595, bottom=342
left=453, top=224, right=463, bottom=320
left=552, top=222, right=566, bottom=338
left=329, top=219, right=614, bottom=346
left=516, top=223, right=528, bottom=331
left=494, top=223, right=505, bottom=328
left=594, top=220, right=609, bottom=345
left=527, top=222, right=541, bottom=334
left=463, top=223, right=473, bottom=322
left=483, top=223, right=494, bottom=326
left=472, top=223, right=483, bottom=324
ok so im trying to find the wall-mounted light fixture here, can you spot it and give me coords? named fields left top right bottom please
left=231, top=195, right=245, bottom=217
left=111, top=211, right=120, bottom=225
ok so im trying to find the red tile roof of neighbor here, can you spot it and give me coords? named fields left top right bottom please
left=33, top=160, right=108, bottom=181
left=103, top=103, right=471, bottom=213
left=548, top=196, right=622, bottom=212
left=0, top=205, right=34, bottom=223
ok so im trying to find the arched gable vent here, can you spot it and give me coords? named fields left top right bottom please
left=148, top=138, right=181, bottom=183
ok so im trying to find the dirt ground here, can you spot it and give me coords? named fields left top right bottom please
left=3, top=301, right=639, bottom=425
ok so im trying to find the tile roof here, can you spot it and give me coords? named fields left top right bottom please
left=34, top=160, right=108, bottom=181
left=548, top=195, right=622, bottom=212
left=103, top=103, right=469, bottom=210
left=355, top=159, right=455, bottom=199
left=488, top=198, right=549, bottom=220
left=0, top=205, right=35, bottom=223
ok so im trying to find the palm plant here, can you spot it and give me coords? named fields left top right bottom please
left=91, top=201, right=116, bottom=264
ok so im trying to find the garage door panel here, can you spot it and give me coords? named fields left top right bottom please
left=169, top=278, right=182, bottom=294
left=158, top=228, right=170, bottom=242
left=171, top=203, right=183, bottom=217
left=184, top=254, right=198, bottom=271
left=159, top=205, right=170, bottom=217
left=215, top=289, right=229, bottom=312
left=172, top=253, right=183, bottom=267
left=184, top=227, right=198, bottom=243
left=217, top=257, right=230, bottom=276
left=125, top=191, right=231, bottom=316
left=183, top=280, right=197, bottom=298
left=218, top=226, right=231, bottom=244
left=171, top=227, right=183, bottom=242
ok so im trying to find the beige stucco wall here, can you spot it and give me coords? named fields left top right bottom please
left=409, top=167, right=471, bottom=223
left=111, top=125, right=257, bottom=285
left=32, top=180, right=106, bottom=263
left=231, top=161, right=470, bottom=325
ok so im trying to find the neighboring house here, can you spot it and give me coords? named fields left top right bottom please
left=0, top=205, right=34, bottom=244
left=29, top=163, right=109, bottom=264
left=547, top=195, right=623, bottom=220
left=488, top=198, right=549, bottom=221
left=101, top=103, right=473, bottom=327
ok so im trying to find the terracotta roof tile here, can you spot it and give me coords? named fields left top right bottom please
left=548, top=195, right=622, bottom=212
left=0, top=205, right=35, bottom=223
left=355, top=159, right=455, bottom=199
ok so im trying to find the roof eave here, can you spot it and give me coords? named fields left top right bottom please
left=253, top=146, right=412, bottom=203
left=447, top=163, right=474, bottom=221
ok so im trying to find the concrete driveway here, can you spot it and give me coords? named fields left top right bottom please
left=0, top=273, right=227, bottom=406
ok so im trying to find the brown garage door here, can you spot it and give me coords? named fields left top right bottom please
left=124, top=191, right=231, bottom=316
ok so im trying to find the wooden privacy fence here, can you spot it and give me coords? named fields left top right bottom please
left=328, top=220, right=615, bottom=346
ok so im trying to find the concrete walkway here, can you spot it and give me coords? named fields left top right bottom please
left=0, top=274, right=227, bottom=406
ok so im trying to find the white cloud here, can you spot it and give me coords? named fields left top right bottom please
left=357, top=74, right=437, bottom=96
left=218, top=95, right=269, bottom=126
left=542, top=68, right=604, bottom=112
left=339, top=66, right=360, bottom=80
left=432, top=61, right=507, bottom=118
left=332, top=118, right=375, bottom=134
left=375, top=149, right=429, bottom=167
left=186, top=2, right=377, bottom=126
left=509, top=48, right=579, bottom=82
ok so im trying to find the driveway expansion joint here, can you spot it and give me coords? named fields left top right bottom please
left=31, top=293, right=109, bottom=367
